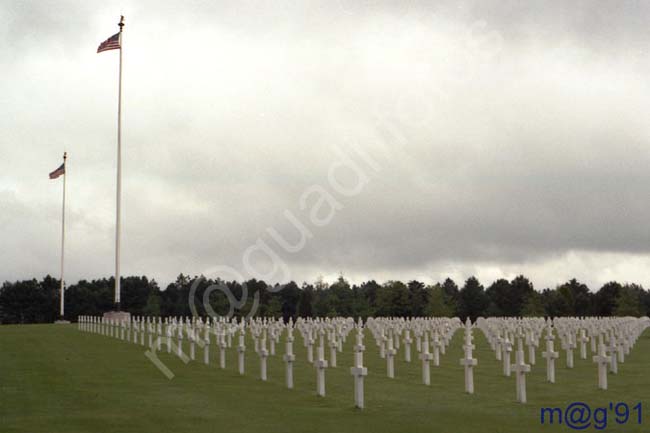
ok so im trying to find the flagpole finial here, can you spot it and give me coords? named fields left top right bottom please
left=63, top=151, right=67, bottom=160
left=119, top=15, right=125, bottom=30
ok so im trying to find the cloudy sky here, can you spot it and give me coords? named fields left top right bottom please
left=2, top=0, right=649, bottom=291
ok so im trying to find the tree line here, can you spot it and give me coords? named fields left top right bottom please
left=1, top=274, right=648, bottom=324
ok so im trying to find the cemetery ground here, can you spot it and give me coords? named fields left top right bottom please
left=1, top=324, right=649, bottom=433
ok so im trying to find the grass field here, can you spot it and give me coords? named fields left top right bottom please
left=1, top=323, right=648, bottom=433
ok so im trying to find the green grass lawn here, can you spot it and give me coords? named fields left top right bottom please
left=1, top=323, right=648, bottom=433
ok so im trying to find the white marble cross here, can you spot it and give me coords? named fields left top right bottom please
left=283, top=323, right=296, bottom=389
left=593, top=340, right=611, bottom=390
left=379, top=330, right=387, bottom=359
left=306, top=329, right=315, bottom=364
left=403, top=328, right=413, bottom=362
left=541, top=324, right=559, bottom=383
left=253, top=327, right=260, bottom=354
left=147, top=317, right=153, bottom=348
left=219, top=327, right=227, bottom=369
left=189, top=323, right=196, bottom=361
left=432, top=331, right=442, bottom=367
left=512, top=338, right=531, bottom=403
left=315, top=343, right=328, bottom=397
left=177, top=320, right=184, bottom=357
left=502, top=333, right=513, bottom=377
left=419, top=331, right=433, bottom=386
left=203, top=320, right=211, bottom=365
left=589, top=326, right=598, bottom=353
left=237, top=322, right=246, bottom=375
left=329, top=331, right=338, bottom=368
left=495, top=331, right=503, bottom=361
left=608, top=333, right=618, bottom=374
left=350, top=320, right=368, bottom=409
left=269, top=327, right=276, bottom=356
left=156, top=318, right=162, bottom=351
left=525, top=329, right=537, bottom=366
left=166, top=320, right=172, bottom=353
left=578, top=329, right=589, bottom=360
left=259, top=332, right=269, bottom=381
left=459, top=318, right=477, bottom=394
left=386, top=331, right=396, bottom=379
left=131, top=318, right=137, bottom=344
left=617, top=332, right=626, bottom=364
left=562, top=332, right=575, bottom=369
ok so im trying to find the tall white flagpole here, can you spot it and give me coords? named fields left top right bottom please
left=115, top=15, right=124, bottom=311
left=59, top=152, right=67, bottom=318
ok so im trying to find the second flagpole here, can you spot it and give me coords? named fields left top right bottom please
left=115, top=15, right=124, bottom=311
left=60, top=152, right=67, bottom=319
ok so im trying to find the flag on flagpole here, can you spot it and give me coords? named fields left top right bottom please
left=49, top=163, right=65, bottom=179
left=97, top=32, right=121, bottom=53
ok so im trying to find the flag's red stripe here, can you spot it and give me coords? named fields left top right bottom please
left=97, top=44, right=120, bottom=53
left=97, top=33, right=121, bottom=53
left=49, top=169, right=65, bottom=179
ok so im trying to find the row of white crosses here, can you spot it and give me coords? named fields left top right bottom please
left=77, top=315, right=650, bottom=407
left=365, top=317, right=463, bottom=388
left=78, top=315, right=367, bottom=407
left=78, top=314, right=463, bottom=406
left=476, top=317, right=536, bottom=402
left=294, top=317, right=356, bottom=397
left=460, top=318, right=478, bottom=394
left=476, top=316, right=650, bottom=403
left=350, top=320, right=368, bottom=408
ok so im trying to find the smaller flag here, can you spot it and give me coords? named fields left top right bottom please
left=97, top=32, right=121, bottom=53
left=49, top=163, right=65, bottom=179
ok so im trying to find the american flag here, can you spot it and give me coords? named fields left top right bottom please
left=97, top=32, right=121, bottom=53
left=49, top=163, right=65, bottom=179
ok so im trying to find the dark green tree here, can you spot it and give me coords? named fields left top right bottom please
left=614, top=285, right=643, bottom=316
left=329, top=275, right=353, bottom=317
left=541, top=288, right=570, bottom=317
left=440, top=278, right=460, bottom=315
left=593, top=282, right=622, bottom=316
left=297, top=283, right=314, bottom=317
left=407, top=280, right=427, bottom=317
left=425, top=284, right=455, bottom=317
left=557, top=279, right=592, bottom=316
left=142, top=291, right=162, bottom=316
left=359, top=280, right=381, bottom=315
left=521, top=291, right=545, bottom=317
left=375, top=281, right=411, bottom=317
left=510, top=275, right=535, bottom=315
left=485, top=279, right=510, bottom=316
left=458, top=277, right=488, bottom=321
left=279, top=281, right=300, bottom=321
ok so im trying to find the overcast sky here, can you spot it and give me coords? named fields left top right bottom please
left=2, top=0, right=649, bottom=291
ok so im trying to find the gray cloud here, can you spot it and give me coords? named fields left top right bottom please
left=1, top=0, right=649, bottom=290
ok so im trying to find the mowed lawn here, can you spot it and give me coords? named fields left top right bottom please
left=1, top=323, right=648, bottom=433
